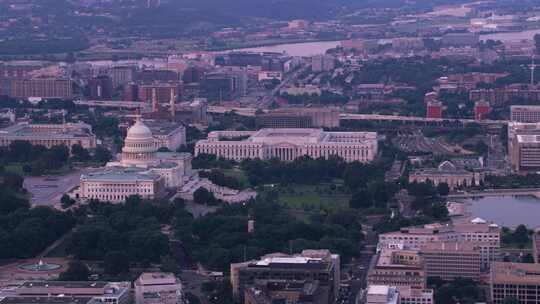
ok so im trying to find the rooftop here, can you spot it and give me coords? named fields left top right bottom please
left=81, top=167, right=160, bottom=182
left=491, top=262, right=540, bottom=284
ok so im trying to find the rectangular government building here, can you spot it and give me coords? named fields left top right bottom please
left=0, top=122, right=96, bottom=149
left=511, top=105, right=540, bottom=123
left=195, top=128, right=377, bottom=162
left=490, top=262, right=540, bottom=304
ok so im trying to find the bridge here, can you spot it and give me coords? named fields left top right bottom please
left=447, top=188, right=540, bottom=199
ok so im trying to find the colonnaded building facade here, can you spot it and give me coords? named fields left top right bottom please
left=79, top=118, right=194, bottom=203
left=0, top=122, right=96, bottom=149
left=79, top=118, right=257, bottom=204
left=194, top=128, right=378, bottom=162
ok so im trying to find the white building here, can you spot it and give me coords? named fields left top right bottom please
left=145, top=120, right=186, bottom=151
left=135, top=272, right=184, bottom=304
left=378, top=221, right=501, bottom=270
left=195, top=128, right=377, bottom=163
left=79, top=118, right=195, bottom=203
left=0, top=122, right=96, bottom=149
left=366, top=285, right=399, bottom=304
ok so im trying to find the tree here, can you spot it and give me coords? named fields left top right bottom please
left=58, top=260, right=90, bottom=281
left=71, top=144, right=91, bottom=162
left=61, top=194, right=75, bottom=209
left=437, top=182, right=450, bottom=196
left=94, top=146, right=112, bottom=163
left=104, top=251, right=130, bottom=276
left=193, top=188, right=217, bottom=205
left=503, top=296, right=519, bottom=304
left=160, top=255, right=181, bottom=274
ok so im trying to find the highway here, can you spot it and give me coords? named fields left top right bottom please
left=447, top=188, right=540, bottom=199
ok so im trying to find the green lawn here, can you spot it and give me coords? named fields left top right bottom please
left=222, top=168, right=250, bottom=189
left=270, top=184, right=351, bottom=212
left=5, top=163, right=24, bottom=175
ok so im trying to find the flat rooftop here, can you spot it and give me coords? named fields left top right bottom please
left=142, top=120, right=185, bottom=136
left=0, top=297, right=91, bottom=304
left=81, top=167, right=160, bottom=182
left=20, top=282, right=107, bottom=289
left=491, top=262, right=540, bottom=284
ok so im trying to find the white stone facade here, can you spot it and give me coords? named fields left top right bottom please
left=195, top=128, right=377, bottom=163
left=0, top=122, right=96, bottom=149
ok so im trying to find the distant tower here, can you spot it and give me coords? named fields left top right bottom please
left=170, top=89, right=175, bottom=117
left=152, top=88, right=158, bottom=112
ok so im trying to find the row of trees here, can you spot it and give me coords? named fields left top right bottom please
left=0, top=170, right=75, bottom=258
left=0, top=140, right=112, bottom=175
left=176, top=192, right=364, bottom=271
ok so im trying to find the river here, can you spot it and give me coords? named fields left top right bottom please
left=462, top=195, right=540, bottom=228
left=230, top=40, right=342, bottom=57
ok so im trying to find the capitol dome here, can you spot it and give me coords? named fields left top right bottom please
left=121, top=118, right=157, bottom=167
left=126, top=120, right=153, bottom=140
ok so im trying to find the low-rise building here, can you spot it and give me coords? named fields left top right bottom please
left=256, top=108, right=340, bottom=129
left=230, top=250, right=340, bottom=303
left=195, top=128, right=377, bottom=163
left=408, top=161, right=484, bottom=190
left=367, top=249, right=427, bottom=289
left=0, top=281, right=130, bottom=304
left=490, top=262, right=540, bottom=304
left=366, top=285, right=399, bottom=304
left=0, top=122, right=96, bottom=149
left=511, top=105, right=540, bottom=123
left=244, top=281, right=326, bottom=304
left=397, top=287, right=434, bottom=304
left=135, top=272, right=184, bottom=304
left=378, top=220, right=501, bottom=271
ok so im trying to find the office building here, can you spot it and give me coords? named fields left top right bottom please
left=143, top=120, right=186, bottom=151
left=88, top=75, right=113, bottom=100
left=426, top=101, right=442, bottom=119
left=230, top=250, right=340, bottom=303
left=366, top=286, right=399, bottom=304
left=138, top=69, right=179, bottom=83
left=244, top=281, right=326, bottom=304
left=409, top=161, right=484, bottom=190
left=470, top=85, right=540, bottom=106
left=490, top=262, right=540, bottom=304
left=110, top=66, right=136, bottom=88
left=256, top=108, right=340, bottom=129
left=421, top=241, right=481, bottom=281
left=311, top=55, right=335, bottom=72
left=135, top=272, right=184, bottom=304
left=0, top=122, right=96, bottom=149
left=441, top=32, right=479, bottom=47
left=510, top=105, right=540, bottom=123
left=378, top=220, right=501, bottom=271
left=398, top=287, right=434, bottom=304
left=474, top=100, right=490, bottom=120
left=9, top=78, right=72, bottom=99
left=195, top=129, right=377, bottom=163
left=533, top=231, right=540, bottom=264
left=508, top=122, right=540, bottom=172
left=367, top=249, right=427, bottom=289
left=138, top=82, right=182, bottom=104
left=0, top=281, right=130, bottom=304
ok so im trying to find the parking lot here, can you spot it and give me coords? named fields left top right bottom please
left=23, top=168, right=96, bottom=207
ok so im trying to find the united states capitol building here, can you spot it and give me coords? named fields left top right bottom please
left=79, top=118, right=256, bottom=203
left=195, top=128, right=378, bottom=163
